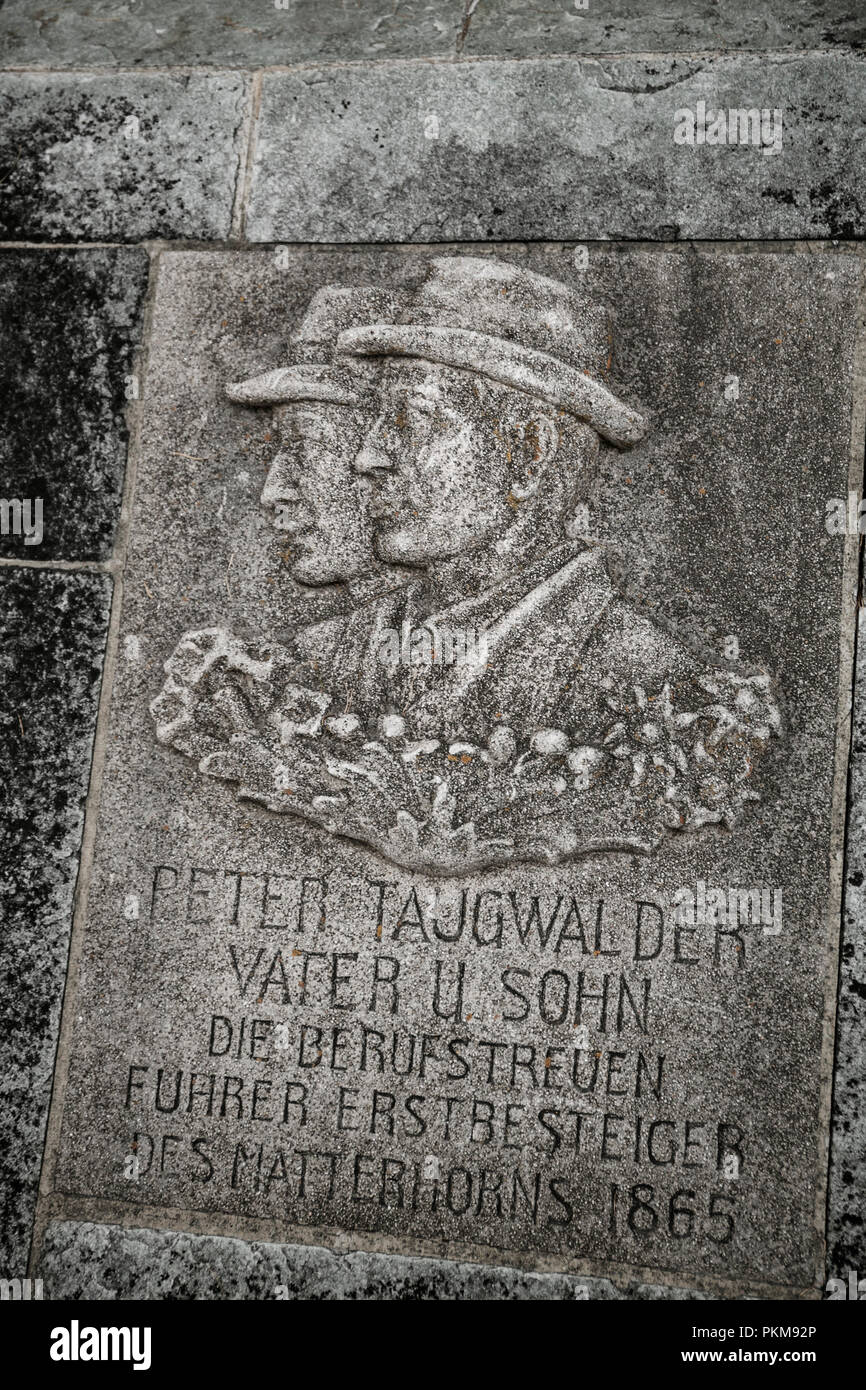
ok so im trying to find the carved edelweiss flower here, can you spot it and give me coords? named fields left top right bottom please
left=594, top=673, right=781, bottom=830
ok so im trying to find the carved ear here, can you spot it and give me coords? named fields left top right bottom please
left=509, top=412, right=560, bottom=499
left=533, top=412, right=560, bottom=465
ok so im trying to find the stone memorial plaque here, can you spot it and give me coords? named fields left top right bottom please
left=50, top=245, right=864, bottom=1294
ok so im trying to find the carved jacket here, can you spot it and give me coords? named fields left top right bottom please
left=290, top=543, right=725, bottom=745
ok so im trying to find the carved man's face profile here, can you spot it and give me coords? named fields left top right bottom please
left=261, top=399, right=376, bottom=585
left=354, top=358, right=598, bottom=566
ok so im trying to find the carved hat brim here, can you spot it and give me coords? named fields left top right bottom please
left=225, top=364, right=363, bottom=407
left=337, top=325, right=647, bottom=447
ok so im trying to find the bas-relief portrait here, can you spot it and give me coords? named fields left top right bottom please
left=150, top=256, right=781, bottom=874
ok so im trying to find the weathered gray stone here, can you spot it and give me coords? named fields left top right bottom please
left=46, top=245, right=863, bottom=1297
left=0, top=569, right=112, bottom=1274
left=0, top=1, right=461, bottom=69
left=0, top=0, right=861, bottom=68
left=35, top=1219, right=713, bottom=1299
left=828, top=604, right=866, bottom=1282
left=0, top=248, right=149, bottom=563
left=246, top=54, right=866, bottom=242
left=460, top=1, right=866, bottom=58
left=0, top=73, right=248, bottom=242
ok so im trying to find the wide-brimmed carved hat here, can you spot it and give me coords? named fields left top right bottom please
left=226, top=287, right=411, bottom=407
left=336, top=256, right=647, bottom=447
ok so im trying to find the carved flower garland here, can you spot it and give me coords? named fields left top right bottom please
left=150, top=628, right=781, bottom=873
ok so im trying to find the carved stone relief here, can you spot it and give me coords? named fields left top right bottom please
left=150, top=256, right=780, bottom=873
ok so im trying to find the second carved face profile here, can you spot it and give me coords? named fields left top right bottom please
left=229, top=255, right=641, bottom=592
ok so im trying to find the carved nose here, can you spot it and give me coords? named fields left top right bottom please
left=261, top=451, right=298, bottom=503
left=354, top=414, right=396, bottom=475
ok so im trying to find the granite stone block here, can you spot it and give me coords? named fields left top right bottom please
left=460, top=1, right=866, bottom=58
left=45, top=245, right=863, bottom=1296
left=246, top=54, right=866, bottom=242
left=0, top=73, right=248, bottom=242
left=0, top=0, right=862, bottom=69
left=0, top=0, right=461, bottom=69
left=0, top=248, right=148, bottom=563
left=0, top=569, right=113, bottom=1273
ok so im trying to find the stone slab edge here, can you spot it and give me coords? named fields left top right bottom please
left=16, top=248, right=163, bottom=1268
left=827, top=615, right=866, bottom=1269
left=35, top=1205, right=814, bottom=1300
left=820, top=258, right=866, bottom=1288
left=32, top=1217, right=720, bottom=1300
left=0, top=571, right=114, bottom=1273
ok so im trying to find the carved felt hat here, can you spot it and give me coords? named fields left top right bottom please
left=225, top=287, right=411, bottom=407
left=336, top=256, right=647, bottom=447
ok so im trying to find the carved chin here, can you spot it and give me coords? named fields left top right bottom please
left=292, top=552, right=354, bottom=585
left=374, top=527, right=419, bottom=562
left=375, top=523, right=452, bottom=565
